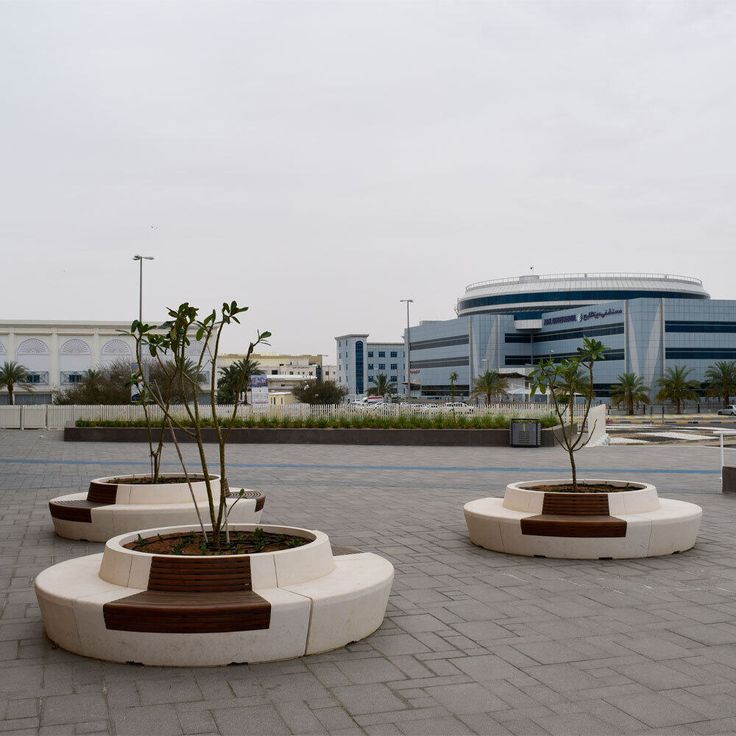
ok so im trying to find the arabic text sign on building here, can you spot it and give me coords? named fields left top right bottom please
left=543, top=307, right=622, bottom=327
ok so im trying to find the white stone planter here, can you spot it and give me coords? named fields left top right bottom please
left=35, top=523, right=394, bottom=666
left=464, top=479, right=702, bottom=559
left=49, top=474, right=264, bottom=542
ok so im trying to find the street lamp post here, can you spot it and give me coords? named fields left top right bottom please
left=132, top=255, right=155, bottom=323
left=400, top=299, right=413, bottom=398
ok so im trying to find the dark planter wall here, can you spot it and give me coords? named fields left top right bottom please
left=64, top=426, right=559, bottom=448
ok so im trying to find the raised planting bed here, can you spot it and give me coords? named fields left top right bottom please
left=64, top=426, right=559, bottom=447
left=34, top=523, right=394, bottom=666
left=49, top=474, right=265, bottom=543
left=464, top=479, right=702, bottom=559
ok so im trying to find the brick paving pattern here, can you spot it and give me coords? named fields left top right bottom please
left=1, top=429, right=735, bottom=735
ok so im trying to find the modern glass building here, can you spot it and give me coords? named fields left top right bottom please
left=405, top=273, right=735, bottom=401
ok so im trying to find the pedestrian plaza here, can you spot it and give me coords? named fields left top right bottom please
left=1, top=430, right=735, bottom=735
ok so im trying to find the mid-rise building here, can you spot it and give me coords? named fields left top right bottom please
left=335, top=335, right=406, bottom=399
left=338, top=273, right=736, bottom=403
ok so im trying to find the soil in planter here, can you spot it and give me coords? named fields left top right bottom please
left=124, top=529, right=309, bottom=555
left=107, top=475, right=209, bottom=485
left=530, top=484, right=642, bottom=493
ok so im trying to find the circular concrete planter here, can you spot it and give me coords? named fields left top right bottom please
left=35, top=523, right=394, bottom=666
left=49, top=474, right=265, bottom=542
left=464, top=479, right=702, bottom=559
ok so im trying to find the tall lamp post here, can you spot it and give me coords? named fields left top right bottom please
left=400, top=299, right=413, bottom=398
left=132, top=255, right=154, bottom=323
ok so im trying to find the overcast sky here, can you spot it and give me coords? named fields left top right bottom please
left=2, top=1, right=735, bottom=358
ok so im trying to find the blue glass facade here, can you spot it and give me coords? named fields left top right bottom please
left=354, top=341, right=364, bottom=395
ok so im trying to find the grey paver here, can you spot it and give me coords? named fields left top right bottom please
left=1, top=431, right=735, bottom=735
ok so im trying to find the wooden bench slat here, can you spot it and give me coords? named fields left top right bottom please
left=103, top=590, right=271, bottom=633
left=521, top=514, right=627, bottom=538
left=148, top=555, right=252, bottom=592
left=87, top=481, right=118, bottom=504
left=542, top=494, right=610, bottom=515
left=48, top=500, right=106, bottom=523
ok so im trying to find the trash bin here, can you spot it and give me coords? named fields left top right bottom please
left=510, top=419, right=542, bottom=447
left=723, top=466, right=736, bottom=493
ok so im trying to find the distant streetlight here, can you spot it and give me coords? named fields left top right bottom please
left=132, top=255, right=154, bottom=323
left=400, top=299, right=413, bottom=398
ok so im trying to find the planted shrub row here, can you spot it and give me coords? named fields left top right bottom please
left=76, top=413, right=558, bottom=431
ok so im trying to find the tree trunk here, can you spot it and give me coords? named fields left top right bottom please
left=570, top=449, right=577, bottom=491
left=8, top=384, right=14, bottom=406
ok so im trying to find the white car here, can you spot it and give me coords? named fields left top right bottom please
left=717, top=405, right=736, bottom=416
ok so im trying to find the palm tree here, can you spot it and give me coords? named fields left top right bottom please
left=610, top=372, right=650, bottom=415
left=473, top=370, right=509, bottom=405
left=217, top=359, right=262, bottom=404
left=0, top=361, right=30, bottom=405
left=705, top=360, right=736, bottom=408
left=656, top=365, right=700, bottom=414
left=367, top=373, right=395, bottom=398
left=449, top=371, right=459, bottom=400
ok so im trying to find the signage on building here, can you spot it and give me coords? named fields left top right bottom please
left=250, top=374, right=269, bottom=405
left=543, top=307, right=622, bottom=327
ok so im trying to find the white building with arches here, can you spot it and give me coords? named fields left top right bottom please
left=0, top=321, right=137, bottom=404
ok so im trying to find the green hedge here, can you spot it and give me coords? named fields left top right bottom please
left=76, top=413, right=558, bottom=430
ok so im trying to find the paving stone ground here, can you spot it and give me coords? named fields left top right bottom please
left=1, top=429, right=735, bottom=735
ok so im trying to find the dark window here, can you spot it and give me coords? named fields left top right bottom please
left=666, top=348, right=736, bottom=360
left=378, top=363, right=385, bottom=370
left=355, top=341, right=364, bottom=394
left=368, top=363, right=374, bottom=370
left=368, top=351, right=374, bottom=357
left=534, top=324, right=624, bottom=343
left=378, top=351, right=385, bottom=357
left=390, top=351, right=397, bottom=357
left=410, top=335, right=469, bottom=350
left=390, top=375, right=397, bottom=382
left=505, top=334, right=532, bottom=343
left=390, top=363, right=397, bottom=369
left=666, top=321, right=736, bottom=333
left=409, top=357, right=469, bottom=369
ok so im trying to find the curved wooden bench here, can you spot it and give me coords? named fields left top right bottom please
left=49, top=483, right=266, bottom=542
left=520, top=493, right=627, bottom=538
left=103, top=556, right=271, bottom=634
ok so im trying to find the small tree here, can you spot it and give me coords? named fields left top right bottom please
left=656, top=366, right=700, bottom=414
left=0, top=361, right=30, bottom=405
left=473, top=370, right=509, bottom=405
left=131, top=301, right=270, bottom=550
left=449, top=371, right=459, bottom=400
left=529, top=337, right=606, bottom=491
left=610, top=372, right=650, bottom=415
left=705, top=360, right=736, bottom=408
left=292, top=380, right=347, bottom=405
left=367, top=373, right=395, bottom=398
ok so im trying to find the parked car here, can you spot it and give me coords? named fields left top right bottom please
left=717, top=405, right=736, bottom=416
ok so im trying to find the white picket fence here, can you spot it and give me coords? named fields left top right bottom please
left=0, top=401, right=581, bottom=430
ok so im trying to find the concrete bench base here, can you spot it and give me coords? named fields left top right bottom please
left=465, top=480, right=702, bottom=559
left=50, top=491, right=264, bottom=542
left=35, top=524, right=394, bottom=666
left=49, top=474, right=265, bottom=542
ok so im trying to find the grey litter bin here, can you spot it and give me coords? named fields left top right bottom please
left=510, top=419, right=542, bottom=447
left=723, top=467, right=736, bottom=493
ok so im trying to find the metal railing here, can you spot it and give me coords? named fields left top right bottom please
left=464, top=272, right=704, bottom=292
left=0, top=401, right=579, bottom=430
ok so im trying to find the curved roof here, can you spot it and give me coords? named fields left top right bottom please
left=457, top=273, right=709, bottom=316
